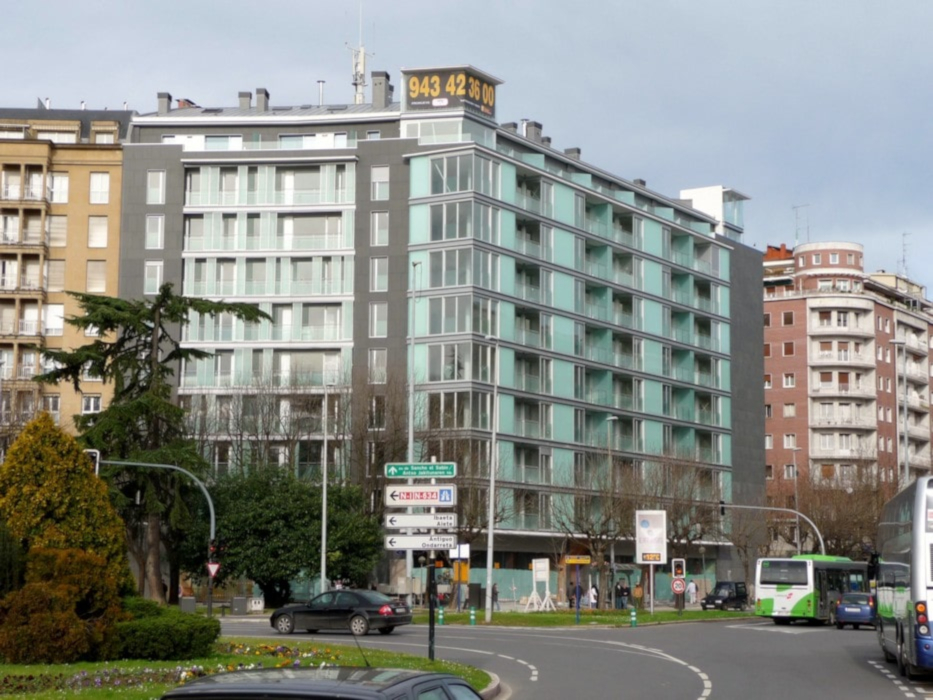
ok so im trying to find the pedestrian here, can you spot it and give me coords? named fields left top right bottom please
left=687, top=579, right=698, bottom=605
left=620, top=582, right=631, bottom=610
left=492, top=582, right=500, bottom=611
left=589, top=584, right=598, bottom=610
left=614, top=579, right=625, bottom=609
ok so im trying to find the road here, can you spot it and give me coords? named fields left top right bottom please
left=221, top=616, right=924, bottom=699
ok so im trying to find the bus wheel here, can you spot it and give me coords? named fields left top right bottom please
left=898, top=635, right=908, bottom=677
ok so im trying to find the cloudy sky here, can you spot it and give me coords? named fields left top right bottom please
left=6, top=1, right=930, bottom=288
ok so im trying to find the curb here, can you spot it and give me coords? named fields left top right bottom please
left=479, top=671, right=502, bottom=700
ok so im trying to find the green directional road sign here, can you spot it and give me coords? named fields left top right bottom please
left=384, top=462, right=457, bottom=479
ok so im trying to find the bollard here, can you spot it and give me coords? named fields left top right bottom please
left=470, top=607, right=476, bottom=626
left=438, top=607, right=445, bottom=626
left=630, top=608, right=637, bottom=627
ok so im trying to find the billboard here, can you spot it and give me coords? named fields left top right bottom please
left=635, top=510, right=668, bottom=565
left=402, top=66, right=500, bottom=119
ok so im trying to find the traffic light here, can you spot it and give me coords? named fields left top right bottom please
left=209, top=539, right=217, bottom=562
left=672, top=558, right=686, bottom=579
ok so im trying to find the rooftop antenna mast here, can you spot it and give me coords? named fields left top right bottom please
left=347, top=2, right=372, bottom=105
left=792, top=204, right=810, bottom=246
left=898, top=232, right=911, bottom=279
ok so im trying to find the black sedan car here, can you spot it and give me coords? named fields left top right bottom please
left=270, top=589, right=412, bottom=636
left=161, top=667, right=485, bottom=700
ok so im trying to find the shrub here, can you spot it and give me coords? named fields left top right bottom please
left=0, top=548, right=123, bottom=663
left=115, top=604, right=220, bottom=660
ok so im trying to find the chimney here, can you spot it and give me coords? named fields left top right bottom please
left=238, top=91, right=252, bottom=110
left=256, top=88, right=270, bottom=112
left=501, top=122, right=517, bottom=133
left=542, top=136, right=552, bottom=147
left=318, top=80, right=325, bottom=106
left=157, top=92, right=172, bottom=115
left=45, top=98, right=51, bottom=109
left=525, top=121, right=543, bottom=142
left=633, top=178, right=647, bottom=187
left=564, top=147, right=581, bottom=160
left=80, top=101, right=86, bottom=110
left=372, top=71, right=392, bottom=109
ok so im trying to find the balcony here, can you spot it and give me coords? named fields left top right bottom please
left=516, top=419, right=551, bottom=439
left=514, top=327, right=549, bottom=349
left=515, top=373, right=550, bottom=394
left=810, top=415, right=876, bottom=430
left=810, top=383, right=874, bottom=398
left=514, top=192, right=554, bottom=218
left=809, top=322, right=874, bottom=338
left=908, top=424, right=930, bottom=442
left=811, top=351, right=874, bottom=368
left=515, top=282, right=552, bottom=305
left=515, top=237, right=552, bottom=262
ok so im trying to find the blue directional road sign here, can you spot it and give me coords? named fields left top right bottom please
left=384, top=485, right=457, bottom=507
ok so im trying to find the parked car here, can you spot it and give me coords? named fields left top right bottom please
left=161, top=667, right=483, bottom=700
left=270, top=589, right=412, bottom=636
left=835, top=592, right=876, bottom=629
left=700, top=581, right=749, bottom=610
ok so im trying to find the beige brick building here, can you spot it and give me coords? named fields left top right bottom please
left=0, top=108, right=132, bottom=445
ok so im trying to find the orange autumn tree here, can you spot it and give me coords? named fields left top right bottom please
left=0, top=412, right=132, bottom=589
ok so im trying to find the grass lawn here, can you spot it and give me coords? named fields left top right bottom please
left=0, top=637, right=491, bottom=700
left=414, top=606, right=753, bottom=627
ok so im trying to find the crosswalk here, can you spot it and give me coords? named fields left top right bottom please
left=868, top=659, right=933, bottom=697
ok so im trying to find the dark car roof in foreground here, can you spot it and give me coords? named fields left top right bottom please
left=161, top=667, right=467, bottom=698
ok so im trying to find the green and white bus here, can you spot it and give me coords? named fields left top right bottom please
left=755, top=554, right=868, bottom=625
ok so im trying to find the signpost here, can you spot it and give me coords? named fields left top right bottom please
left=671, top=578, right=686, bottom=595
left=385, top=513, right=458, bottom=529
left=385, top=534, right=457, bottom=551
left=635, top=510, right=668, bottom=615
left=385, top=462, right=457, bottom=479
left=384, top=485, right=457, bottom=507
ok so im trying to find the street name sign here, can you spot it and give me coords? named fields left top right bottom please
left=385, top=534, right=457, bottom=551
left=565, top=555, right=591, bottom=565
left=384, top=485, right=457, bottom=507
left=385, top=513, right=458, bottom=529
left=385, top=462, right=457, bottom=479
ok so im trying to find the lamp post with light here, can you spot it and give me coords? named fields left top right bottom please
left=606, top=415, right=617, bottom=609
left=791, top=446, right=803, bottom=554
left=406, top=260, right=422, bottom=606
left=484, top=335, right=500, bottom=623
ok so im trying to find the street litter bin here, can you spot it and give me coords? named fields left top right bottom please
left=180, top=597, right=196, bottom=613
left=231, top=596, right=248, bottom=615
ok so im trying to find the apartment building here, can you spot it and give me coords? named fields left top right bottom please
left=119, top=65, right=764, bottom=568
left=0, top=107, right=132, bottom=442
left=763, top=241, right=933, bottom=545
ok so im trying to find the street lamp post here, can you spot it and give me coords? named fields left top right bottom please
left=698, top=545, right=707, bottom=597
left=407, top=261, right=421, bottom=606
left=484, top=334, right=499, bottom=623
left=320, top=380, right=332, bottom=594
left=606, top=415, right=617, bottom=610
left=890, top=338, right=909, bottom=487
left=791, top=447, right=803, bottom=554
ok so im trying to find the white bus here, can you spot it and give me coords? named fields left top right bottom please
left=755, top=555, right=867, bottom=625
left=877, top=476, right=933, bottom=679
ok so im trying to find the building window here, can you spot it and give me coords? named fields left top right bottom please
left=797, top=256, right=804, bottom=267
left=47, top=260, right=65, bottom=292
left=783, top=341, right=794, bottom=356
left=369, top=301, right=387, bottom=337
left=763, top=343, right=771, bottom=358
left=765, top=404, right=772, bottom=418
left=87, top=216, right=108, bottom=248
left=367, top=130, right=381, bottom=140
left=371, top=211, right=389, bottom=246
left=783, top=373, right=795, bottom=388
left=147, top=170, right=166, bottom=205
left=812, top=253, right=821, bottom=265
left=48, top=215, right=67, bottom=247
left=371, top=166, right=389, bottom=200
left=82, top=395, right=102, bottom=414
left=144, top=261, right=163, bottom=294
left=782, top=311, right=794, bottom=325
left=89, top=172, right=110, bottom=204
left=146, top=215, right=164, bottom=249
left=94, top=132, right=115, bottom=144
left=368, top=348, right=387, bottom=383
left=847, top=253, right=855, bottom=264
left=765, top=434, right=773, bottom=450
left=784, top=463, right=796, bottom=479
left=783, top=433, right=797, bottom=449
left=370, top=257, right=388, bottom=292
left=765, top=464, right=773, bottom=479
left=836, top=279, right=850, bottom=291
left=783, top=403, right=796, bottom=417
left=86, top=261, right=106, bottom=293
left=830, top=252, right=839, bottom=264
left=764, top=373, right=772, bottom=389
left=817, top=279, right=832, bottom=291
left=49, top=172, right=69, bottom=203
left=764, top=313, right=770, bottom=327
